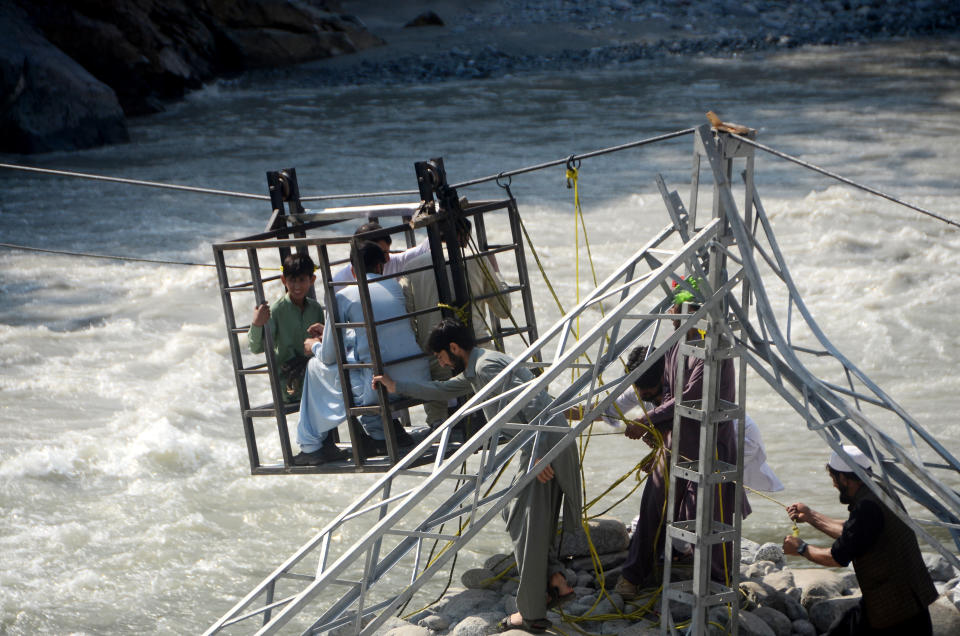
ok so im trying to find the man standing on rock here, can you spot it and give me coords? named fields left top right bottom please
left=614, top=289, right=743, bottom=598
left=373, top=319, right=580, bottom=633
left=783, top=445, right=937, bottom=635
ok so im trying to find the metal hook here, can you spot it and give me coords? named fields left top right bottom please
left=496, top=172, right=512, bottom=189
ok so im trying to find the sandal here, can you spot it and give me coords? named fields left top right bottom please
left=496, top=615, right=551, bottom=633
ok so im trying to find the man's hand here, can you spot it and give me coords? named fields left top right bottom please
left=624, top=423, right=648, bottom=441
left=252, top=302, right=270, bottom=327
left=307, top=322, right=324, bottom=338
left=303, top=337, right=321, bottom=356
left=782, top=535, right=804, bottom=556
left=536, top=463, right=555, bottom=483
left=372, top=374, right=396, bottom=394
left=787, top=503, right=812, bottom=524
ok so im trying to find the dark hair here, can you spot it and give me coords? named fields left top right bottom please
left=427, top=318, right=476, bottom=354
left=282, top=251, right=315, bottom=278
left=626, top=345, right=665, bottom=390
left=355, top=221, right=392, bottom=245
left=356, top=240, right=386, bottom=271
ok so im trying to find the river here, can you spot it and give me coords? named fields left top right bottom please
left=1, top=37, right=959, bottom=634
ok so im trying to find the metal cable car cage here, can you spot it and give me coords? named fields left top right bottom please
left=211, top=163, right=541, bottom=474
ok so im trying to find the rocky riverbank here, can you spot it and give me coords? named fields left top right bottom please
left=2, top=1, right=958, bottom=154
left=0, top=0, right=381, bottom=153
left=345, top=517, right=960, bottom=635
left=310, top=0, right=960, bottom=86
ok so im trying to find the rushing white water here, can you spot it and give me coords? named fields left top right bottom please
left=1, top=38, right=959, bottom=634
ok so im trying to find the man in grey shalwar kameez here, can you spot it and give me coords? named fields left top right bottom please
left=374, top=319, right=581, bottom=633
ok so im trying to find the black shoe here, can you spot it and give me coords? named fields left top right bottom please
left=292, top=439, right=348, bottom=466
left=392, top=420, right=416, bottom=449
left=357, top=433, right=387, bottom=457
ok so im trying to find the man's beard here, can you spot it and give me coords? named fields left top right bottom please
left=838, top=488, right=853, bottom=505
left=450, top=355, right=466, bottom=375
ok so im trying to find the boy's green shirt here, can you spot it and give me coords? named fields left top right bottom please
left=247, top=293, right=324, bottom=401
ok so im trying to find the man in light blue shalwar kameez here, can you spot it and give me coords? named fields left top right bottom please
left=294, top=241, right=431, bottom=465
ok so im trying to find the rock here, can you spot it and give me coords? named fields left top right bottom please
left=925, top=552, right=960, bottom=582
left=781, top=593, right=807, bottom=620
left=791, top=618, right=816, bottom=636
left=601, top=619, right=634, bottom=634
left=745, top=560, right=777, bottom=578
left=4, top=0, right=382, bottom=152
left=460, top=567, right=499, bottom=590
left=569, top=549, right=628, bottom=572
left=738, top=610, right=777, bottom=636
left=762, top=569, right=795, bottom=592
left=838, top=570, right=859, bottom=592
left=807, top=596, right=861, bottom=633
left=931, top=595, right=960, bottom=636
left=433, top=588, right=502, bottom=620
left=754, top=543, right=785, bottom=568
left=383, top=625, right=430, bottom=636
left=739, top=580, right=786, bottom=613
left=792, top=568, right=846, bottom=610
left=619, top=624, right=661, bottom=636
left=483, top=553, right=514, bottom=574
left=741, top=538, right=761, bottom=564
left=559, top=516, right=629, bottom=558
left=417, top=613, right=449, bottom=631
left=751, top=606, right=791, bottom=636
left=405, top=11, right=444, bottom=28
left=449, top=614, right=497, bottom=636
left=0, top=2, right=128, bottom=153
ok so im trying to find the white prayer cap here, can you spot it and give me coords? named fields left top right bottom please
left=828, top=445, right=872, bottom=473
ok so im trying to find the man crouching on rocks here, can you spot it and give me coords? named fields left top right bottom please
left=373, top=319, right=580, bottom=634
left=782, top=445, right=936, bottom=635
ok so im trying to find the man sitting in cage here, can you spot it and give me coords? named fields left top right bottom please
left=331, top=220, right=430, bottom=285
left=247, top=251, right=324, bottom=404
left=293, top=240, right=432, bottom=465
left=400, top=217, right=513, bottom=430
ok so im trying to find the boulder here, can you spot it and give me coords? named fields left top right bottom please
left=559, top=516, right=629, bottom=558
left=754, top=543, right=786, bottom=568
left=0, top=3, right=128, bottom=153
left=807, top=596, right=861, bottom=633
left=762, top=569, right=795, bottom=592
left=925, top=552, right=960, bottom=582
left=432, top=588, right=502, bottom=620
left=383, top=625, right=430, bottom=636
left=791, top=618, right=816, bottom=636
left=780, top=592, right=807, bottom=620
left=449, top=614, right=497, bottom=636
left=737, top=610, right=776, bottom=636
left=739, top=580, right=787, bottom=614
left=405, top=11, right=444, bottom=28
left=483, top=553, right=515, bottom=575
left=460, top=567, right=500, bottom=590
left=751, top=606, right=791, bottom=636
left=741, top=537, right=761, bottom=564
left=4, top=0, right=382, bottom=152
left=417, top=613, right=449, bottom=631
left=931, top=595, right=960, bottom=636
left=792, top=568, right=846, bottom=610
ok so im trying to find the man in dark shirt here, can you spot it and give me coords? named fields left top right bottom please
left=783, top=445, right=937, bottom=635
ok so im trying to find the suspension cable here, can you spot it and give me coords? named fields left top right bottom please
left=0, top=242, right=250, bottom=269
left=449, top=128, right=697, bottom=190
left=0, top=162, right=269, bottom=200
left=729, top=133, right=960, bottom=230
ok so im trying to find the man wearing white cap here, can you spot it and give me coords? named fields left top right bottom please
left=782, top=445, right=936, bottom=635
